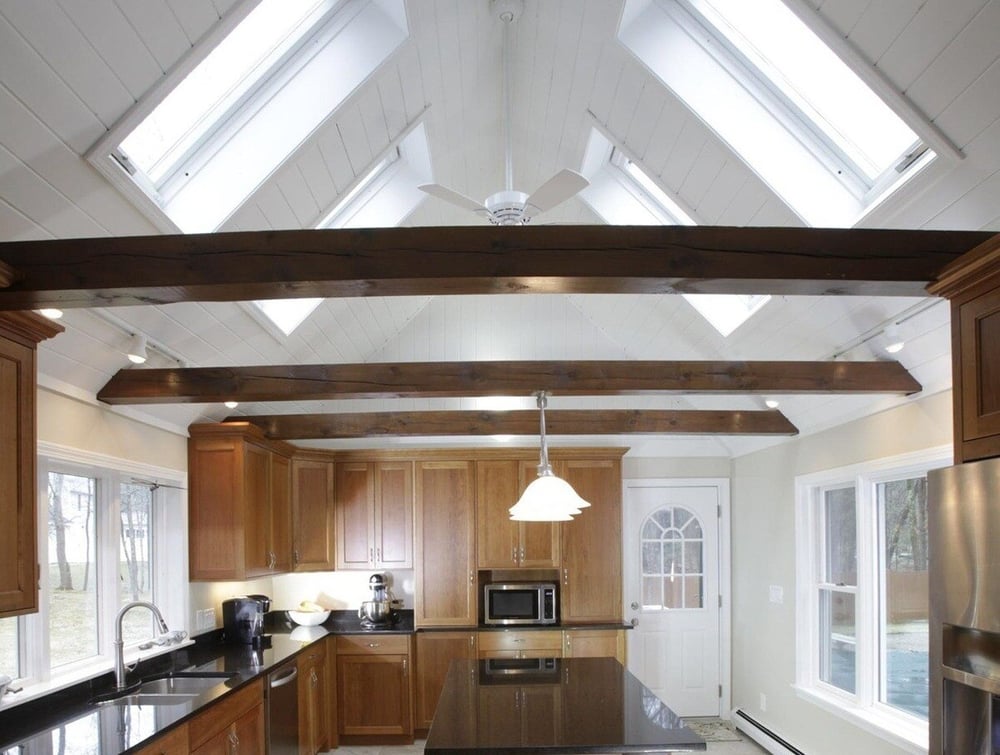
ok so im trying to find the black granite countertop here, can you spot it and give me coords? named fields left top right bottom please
left=425, top=657, right=706, bottom=753
left=0, top=609, right=414, bottom=754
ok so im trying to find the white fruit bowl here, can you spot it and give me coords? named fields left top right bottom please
left=287, top=609, right=330, bottom=626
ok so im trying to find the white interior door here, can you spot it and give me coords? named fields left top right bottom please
left=624, top=482, right=722, bottom=716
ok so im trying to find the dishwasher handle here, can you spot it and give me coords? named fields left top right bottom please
left=269, top=665, right=298, bottom=689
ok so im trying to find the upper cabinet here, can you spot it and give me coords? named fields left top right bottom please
left=335, top=461, right=413, bottom=570
left=291, top=455, right=335, bottom=572
left=188, top=423, right=293, bottom=581
left=476, top=459, right=559, bottom=568
left=558, top=457, right=623, bottom=623
left=928, top=236, right=1000, bottom=463
left=415, top=460, right=476, bottom=627
left=0, top=312, right=62, bottom=618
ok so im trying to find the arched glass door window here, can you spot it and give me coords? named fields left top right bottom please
left=641, top=506, right=704, bottom=609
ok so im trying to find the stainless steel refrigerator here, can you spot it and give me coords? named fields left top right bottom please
left=929, top=456, right=1000, bottom=754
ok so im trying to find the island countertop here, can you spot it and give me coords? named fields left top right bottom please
left=425, top=657, right=706, bottom=754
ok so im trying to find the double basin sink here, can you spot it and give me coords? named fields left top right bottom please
left=91, top=671, right=238, bottom=707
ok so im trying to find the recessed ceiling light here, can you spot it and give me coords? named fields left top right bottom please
left=765, top=399, right=780, bottom=409
left=38, top=308, right=63, bottom=320
left=224, top=401, right=239, bottom=409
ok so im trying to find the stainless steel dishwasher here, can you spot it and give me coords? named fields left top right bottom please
left=266, top=658, right=299, bottom=755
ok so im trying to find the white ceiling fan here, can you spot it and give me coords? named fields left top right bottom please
left=418, top=0, right=589, bottom=226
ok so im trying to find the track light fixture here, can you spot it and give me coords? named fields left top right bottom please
left=126, top=334, right=148, bottom=364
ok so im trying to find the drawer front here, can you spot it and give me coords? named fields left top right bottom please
left=478, top=630, right=562, bottom=653
left=188, top=678, right=263, bottom=750
left=337, top=633, right=410, bottom=655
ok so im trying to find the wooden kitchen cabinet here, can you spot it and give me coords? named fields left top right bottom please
left=188, top=424, right=294, bottom=580
left=0, top=312, right=62, bottom=618
left=476, top=459, right=559, bottom=568
left=478, top=684, right=561, bottom=747
left=563, top=629, right=626, bottom=664
left=558, top=457, right=623, bottom=623
left=478, top=630, right=562, bottom=659
left=298, top=642, right=329, bottom=755
left=291, top=455, right=335, bottom=571
left=189, top=678, right=265, bottom=754
left=335, top=461, right=413, bottom=570
left=132, top=724, right=189, bottom=755
left=415, top=460, right=477, bottom=626
left=336, top=634, right=413, bottom=738
left=414, top=630, right=478, bottom=731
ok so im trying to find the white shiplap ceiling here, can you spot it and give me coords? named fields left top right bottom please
left=2, top=0, right=999, bottom=457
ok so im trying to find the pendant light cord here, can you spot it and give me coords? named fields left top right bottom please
left=536, top=391, right=553, bottom=476
left=501, top=10, right=514, bottom=192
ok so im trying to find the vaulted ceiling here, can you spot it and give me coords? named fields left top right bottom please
left=1, top=0, right=999, bottom=457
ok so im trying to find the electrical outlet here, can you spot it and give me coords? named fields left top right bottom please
left=769, top=585, right=783, bottom=604
left=204, top=607, right=216, bottom=629
left=760, top=692, right=767, bottom=712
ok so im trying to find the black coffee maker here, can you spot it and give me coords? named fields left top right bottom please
left=222, top=595, right=270, bottom=644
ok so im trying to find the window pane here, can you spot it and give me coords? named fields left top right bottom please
left=879, top=476, right=929, bottom=719
left=120, top=483, right=155, bottom=646
left=48, top=472, right=98, bottom=667
left=819, top=589, right=856, bottom=694
left=823, top=487, right=856, bottom=586
left=0, top=617, right=17, bottom=677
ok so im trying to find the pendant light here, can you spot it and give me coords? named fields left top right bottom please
left=509, top=391, right=591, bottom=521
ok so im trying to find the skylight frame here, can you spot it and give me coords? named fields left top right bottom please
left=674, top=0, right=923, bottom=201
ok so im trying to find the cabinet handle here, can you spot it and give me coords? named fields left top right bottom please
left=268, top=551, right=276, bottom=569
left=294, top=549, right=300, bottom=564
left=469, top=635, right=475, bottom=648
left=311, top=669, right=318, bottom=685
left=512, top=638, right=524, bottom=643
left=511, top=546, right=517, bottom=564
left=563, top=568, right=568, bottom=586
left=519, top=547, right=525, bottom=562
left=469, top=570, right=474, bottom=585
left=402, top=658, right=408, bottom=677
left=368, top=641, right=380, bottom=648
left=376, top=547, right=382, bottom=562
left=369, top=548, right=374, bottom=565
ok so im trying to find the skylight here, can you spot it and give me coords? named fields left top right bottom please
left=89, top=0, right=408, bottom=233
left=579, top=129, right=770, bottom=337
left=618, top=0, right=938, bottom=227
left=254, top=299, right=324, bottom=336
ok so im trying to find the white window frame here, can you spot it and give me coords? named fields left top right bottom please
left=2, top=443, right=188, bottom=707
left=795, top=445, right=949, bottom=753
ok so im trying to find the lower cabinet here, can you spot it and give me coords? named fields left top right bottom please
left=132, top=724, right=189, bottom=755
left=414, top=631, right=478, bottom=731
left=562, top=629, right=626, bottom=664
left=189, top=679, right=265, bottom=755
left=478, top=685, right=561, bottom=747
left=337, top=634, right=413, bottom=738
left=298, top=641, right=329, bottom=755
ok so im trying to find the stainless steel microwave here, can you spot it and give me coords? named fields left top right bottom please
left=483, top=582, right=557, bottom=626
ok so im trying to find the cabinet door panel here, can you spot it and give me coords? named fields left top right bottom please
left=559, top=459, right=622, bottom=623
left=518, top=460, right=560, bottom=567
left=375, top=461, right=413, bottom=568
left=336, top=462, right=374, bottom=569
left=476, top=460, right=520, bottom=567
left=188, top=438, right=242, bottom=581
left=243, top=443, right=272, bottom=577
left=338, top=655, right=411, bottom=735
left=271, top=453, right=292, bottom=573
left=292, top=459, right=334, bottom=571
left=415, top=631, right=477, bottom=730
left=415, top=461, right=476, bottom=626
left=960, top=292, right=1000, bottom=450
left=133, top=724, right=189, bottom=755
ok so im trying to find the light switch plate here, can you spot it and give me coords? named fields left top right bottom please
left=769, top=585, right=783, bottom=604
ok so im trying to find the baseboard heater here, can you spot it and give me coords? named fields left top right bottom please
left=734, top=709, right=805, bottom=755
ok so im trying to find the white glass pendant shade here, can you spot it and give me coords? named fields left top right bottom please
left=509, top=474, right=589, bottom=521
left=508, top=391, right=591, bottom=521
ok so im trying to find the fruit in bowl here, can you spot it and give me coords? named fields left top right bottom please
left=287, top=600, right=331, bottom=626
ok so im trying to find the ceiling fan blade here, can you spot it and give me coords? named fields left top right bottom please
left=523, top=169, right=590, bottom=217
left=418, top=183, right=491, bottom=215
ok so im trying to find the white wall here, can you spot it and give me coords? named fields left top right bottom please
left=730, top=389, right=952, bottom=755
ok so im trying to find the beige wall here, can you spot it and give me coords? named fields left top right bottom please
left=38, top=388, right=187, bottom=470
left=624, top=456, right=731, bottom=479
left=730, top=390, right=952, bottom=754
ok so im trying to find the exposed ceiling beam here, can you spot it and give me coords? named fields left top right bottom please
left=0, top=226, right=994, bottom=310
left=233, top=409, right=799, bottom=439
left=96, top=360, right=921, bottom=405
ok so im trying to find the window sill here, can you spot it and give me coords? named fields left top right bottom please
left=0, top=639, right=195, bottom=711
left=793, top=684, right=927, bottom=754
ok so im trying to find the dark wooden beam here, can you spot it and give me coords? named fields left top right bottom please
left=96, top=360, right=921, bottom=405
left=234, top=409, right=799, bottom=439
left=0, top=226, right=993, bottom=310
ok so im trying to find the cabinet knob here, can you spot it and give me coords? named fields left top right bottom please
left=368, top=641, right=380, bottom=648
left=293, top=549, right=300, bottom=564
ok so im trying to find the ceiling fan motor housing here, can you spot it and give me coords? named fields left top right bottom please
left=485, top=189, right=530, bottom=225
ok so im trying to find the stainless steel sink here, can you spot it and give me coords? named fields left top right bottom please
left=92, top=672, right=236, bottom=706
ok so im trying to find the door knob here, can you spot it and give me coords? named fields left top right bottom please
left=630, top=601, right=639, bottom=610
left=631, top=617, right=639, bottom=627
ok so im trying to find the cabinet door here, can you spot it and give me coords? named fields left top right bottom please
left=337, top=654, right=412, bottom=736
left=133, top=724, right=189, bottom=755
left=0, top=336, right=37, bottom=616
left=299, top=644, right=328, bottom=755
left=243, top=442, right=273, bottom=577
left=270, top=452, right=292, bottom=573
left=232, top=702, right=266, bottom=755
left=335, top=462, right=374, bottom=569
left=375, top=461, right=413, bottom=569
left=415, top=461, right=477, bottom=626
left=958, top=289, right=1000, bottom=459
left=563, top=629, right=625, bottom=663
left=188, top=435, right=243, bottom=581
left=292, top=459, right=335, bottom=571
left=415, top=631, right=478, bottom=730
left=517, top=460, right=560, bottom=568
left=476, top=460, right=520, bottom=567
left=559, top=458, right=622, bottom=623
left=520, top=686, right=560, bottom=745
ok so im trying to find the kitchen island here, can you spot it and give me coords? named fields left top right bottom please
left=425, top=657, right=705, bottom=753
